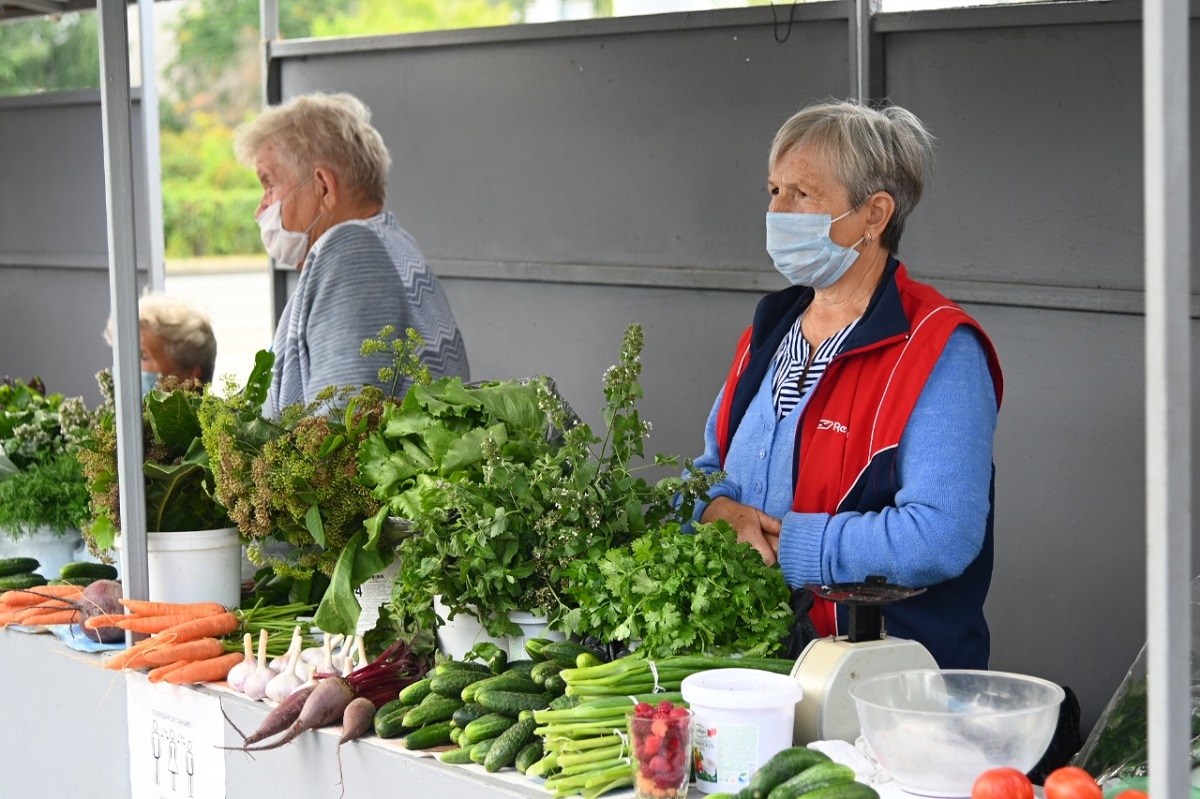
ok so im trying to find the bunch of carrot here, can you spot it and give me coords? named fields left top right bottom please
left=0, top=584, right=86, bottom=627
left=93, top=598, right=243, bottom=685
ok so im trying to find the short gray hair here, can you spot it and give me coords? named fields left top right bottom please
left=234, top=92, right=392, bottom=205
left=105, top=293, right=217, bottom=384
left=769, top=99, right=935, bottom=253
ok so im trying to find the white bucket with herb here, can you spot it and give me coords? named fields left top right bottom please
left=433, top=595, right=509, bottom=659
left=118, top=527, right=241, bottom=608
left=0, top=525, right=83, bottom=579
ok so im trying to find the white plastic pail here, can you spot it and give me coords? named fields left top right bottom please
left=681, top=668, right=803, bottom=794
left=118, top=527, right=242, bottom=608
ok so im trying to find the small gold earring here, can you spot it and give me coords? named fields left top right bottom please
left=865, top=232, right=874, bottom=244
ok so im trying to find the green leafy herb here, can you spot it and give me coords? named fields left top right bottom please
left=388, top=324, right=719, bottom=639
left=560, top=521, right=794, bottom=658
left=0, top=378, right=94, bottom=537
left=76, top=371, right=232, bottom=553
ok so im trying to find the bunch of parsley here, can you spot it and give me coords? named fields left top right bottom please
left=560, top=521, right=794, bottom=658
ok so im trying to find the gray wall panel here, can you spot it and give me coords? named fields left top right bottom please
left=885, top=20, right=1151, bottom=290
left=278, top=15, right=849, bottom=272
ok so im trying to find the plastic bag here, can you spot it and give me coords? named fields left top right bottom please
left=1071, top=575, right=1200, bottom=784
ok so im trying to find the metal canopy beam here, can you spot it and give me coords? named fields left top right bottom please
left=1143, top=0, right=1191, bottom=794
left=97, top=0, right=149, bottom=603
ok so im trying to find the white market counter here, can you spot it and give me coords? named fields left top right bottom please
left=0, top=629, right=710, bottom=799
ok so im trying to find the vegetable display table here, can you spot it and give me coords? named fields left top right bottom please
left=0, top=630, right=710, bottom=799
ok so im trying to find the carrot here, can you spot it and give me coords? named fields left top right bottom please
left=114, top=614, right=197, bottom=634
left=141, top=637, right=225, bottom=667
left=83, top=612, right=131, bottom=631
left=103, top=638, right=161, bottom=671
left=1, top=585, right=85, bottom=607
left=14, top=607, right=79, bottom=626
left=118, top=599, right=227, bottom=618
left=147, top=659, right=194, bottom=684
left=164, top=652, right=245, bottom=685
left=154, top=611, right=239, bottom=645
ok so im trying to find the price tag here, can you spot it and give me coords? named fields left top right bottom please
left=354, top=559, right=401, bottom=636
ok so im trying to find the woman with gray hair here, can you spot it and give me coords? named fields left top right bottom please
left=234, top=92, right=469, bottom=416
left=105, top=292, right=217, bottom=391
left=688, top=99, right=1003, bottom=669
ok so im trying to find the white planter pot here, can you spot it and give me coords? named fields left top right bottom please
left=117, top=527, right=242, bottom=608
left=432, top=595, right=509, bottom=660
left=507, top=610, right=566, bottom=662
left=0, top=525, right=84, bottom=579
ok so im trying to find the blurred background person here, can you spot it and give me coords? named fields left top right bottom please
left=233, top=92, right=469, bottom=416
left=105, top=291, right=217, bottom=392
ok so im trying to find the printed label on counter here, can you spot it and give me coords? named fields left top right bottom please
left=354, top=559, right=401, bottom=636
left=693, top=720, right=761, bottom=790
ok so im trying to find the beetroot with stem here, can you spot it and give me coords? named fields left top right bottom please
left=335, top=697, right=377, bottom=798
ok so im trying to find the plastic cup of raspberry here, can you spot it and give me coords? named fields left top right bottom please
left=627, top=700, right=694, bottom=799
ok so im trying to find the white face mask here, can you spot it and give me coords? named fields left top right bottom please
left=765, top=208, right=866, bottom=289
left=256, top=181, right=322, bottom=269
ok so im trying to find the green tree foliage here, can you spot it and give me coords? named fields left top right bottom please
left=0, top=12, right=99, bottom=95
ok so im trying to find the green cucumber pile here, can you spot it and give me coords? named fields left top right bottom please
left=706, top=747, right=880, bottom=799
left=0, top=557, right=46, bottom=590
left=372, top=639, right=596, bottom=773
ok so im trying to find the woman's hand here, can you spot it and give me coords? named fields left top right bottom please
left=701, top=496, right=783, bottom=566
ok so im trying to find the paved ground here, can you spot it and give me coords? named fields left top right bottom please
left=163, top=265, right=273, bottom=388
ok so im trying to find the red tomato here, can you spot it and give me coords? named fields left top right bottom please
left=1113, top=791, right=1149, bottom=799
left=971, top=767, right=1035, bottom=799
left=1043, top=766, right=1103, bottom=799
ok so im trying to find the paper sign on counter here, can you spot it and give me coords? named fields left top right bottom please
left=126, top=672, right=227, bottom=799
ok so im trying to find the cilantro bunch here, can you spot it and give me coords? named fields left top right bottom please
left=560, top=521, right=794, bottom=658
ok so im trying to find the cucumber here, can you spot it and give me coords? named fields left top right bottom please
left=462, top=670, right=541, bottom=702
left=575, top=651, right=605, bottom=669
left=503, top=659, right=537, bottom=674
left=401, top=696, right=464, bottom=729
left=529, top=659, right=564, bottom=685
left=400, top=720, right=455, bottom=750
left=462, top=712, right=518, bottom=745
left=548, top=693, right=580, bottom=711
left=451, top=702, right=492, bottom=729
left=787, top=782, right=879, bottom=799
left=397, top=677, right=434, bottom=705
left=514, top=738, right=544, bottom=774
left=483, top=716, right=537, bottom=772
left=542, top=672, right=567, bottom=697
left=429, top=668, right=491, bottom=699
left=58, top=561, right=118, bottom=581
left=449, top=727, right=463, bottom=744
left=765, top=762, right=857, bottom=799
left=0, top=572, right=47, bottom=591
left=747, top=748, right=832, bottom=799
left=439, top=744, right=475, bottom=764
left=476, top=689, right=551, bottom=715
left=539, top=640, right=605, bottom=667
left=373, top=701, right=412, bottom=739
left=433, top=660, right=492, bottom=676
left=469, top=737, right=496, bottom=764
left=523, top=637, right=554, bottom=662
left=0, top=557, right=39, bottom=578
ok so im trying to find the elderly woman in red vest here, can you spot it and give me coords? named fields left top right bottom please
left=689, top=99, right=1003, bottom=669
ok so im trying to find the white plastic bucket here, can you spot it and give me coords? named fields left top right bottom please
left=118, top=527, right=242, bottom=608
left=0, top=526, right=84, bottom=579
left=433, top=595, right=509, bottom=660
left=682, top=668, right=803, bottom=794
left=507, top=610, right=566, bottom=661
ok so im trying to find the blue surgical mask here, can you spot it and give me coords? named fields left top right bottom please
left=140, top=370, right=161, bottom=397
left=766, top=209, right=866, bottom=289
